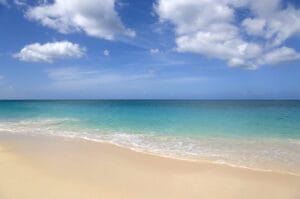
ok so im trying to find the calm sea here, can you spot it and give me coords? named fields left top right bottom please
left=0, top=100, right=299, bottom=174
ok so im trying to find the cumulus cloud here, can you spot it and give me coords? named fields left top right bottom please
left=259, top=47, right=300, bottom=65
left=14, top=41, right=85, bottom=63
left=155, top=0, right=300, bottom=69
left=242, top=18, right=266, bottom=36
left=25, top=0, right=135, bottom=40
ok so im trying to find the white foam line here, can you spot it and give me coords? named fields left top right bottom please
left=61, top=136, right=300, bottom=177
left=1, top=129, right=300, bottom=177
left=28, top=131, right=300, bottom=177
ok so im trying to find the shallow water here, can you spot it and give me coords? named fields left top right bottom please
left=0, top=100, right=299, bottom=174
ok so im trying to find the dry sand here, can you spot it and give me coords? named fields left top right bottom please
left=0, top=133, right=299, bottom=199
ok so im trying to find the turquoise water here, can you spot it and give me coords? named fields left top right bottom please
left=0, top=100, right=300, bottom=173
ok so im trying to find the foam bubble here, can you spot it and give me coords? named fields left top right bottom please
left=0, top=118, right=299, bottom=175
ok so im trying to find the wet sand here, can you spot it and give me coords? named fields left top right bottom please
left=0, top=133, right=299, bottom=199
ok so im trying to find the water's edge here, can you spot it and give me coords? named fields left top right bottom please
left=0, top=100, right=299, bottom=176
left=1, top=130, right=299, bottom=177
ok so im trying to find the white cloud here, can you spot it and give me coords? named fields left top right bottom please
left=242, top=18, right=266, bottom=36
left=14, top=41, right=85, bottom=63
left=103, top=49, right=110, bottom=56
left=25, top=0, right=135, bottom=40
left=263, top=6, right=300, bottom=47
left=150, top=48, right=159, bottom=54
left=155, top=0, right=300, bottom=69
left=259, top=47, right=300, bottom=65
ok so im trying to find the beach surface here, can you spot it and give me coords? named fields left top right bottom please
left=0, top=132, right=299, bottom=199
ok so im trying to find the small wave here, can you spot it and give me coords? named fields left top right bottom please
left=0, top=118, right=300, bottom=175
left=0, top=117, right=79, bottom=131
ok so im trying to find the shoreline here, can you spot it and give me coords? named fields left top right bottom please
left=72, top=135, right=300, bottom=177
left=0, top=132, right=300, bottom=198
left=2, top=130, right=300, bottom=177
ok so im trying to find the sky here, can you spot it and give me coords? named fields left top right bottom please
left=0, top=0, right=300, bottom=99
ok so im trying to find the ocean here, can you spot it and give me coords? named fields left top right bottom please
left=0, top=100, right=299, bottom=174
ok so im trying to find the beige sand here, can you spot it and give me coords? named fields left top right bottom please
left=0, top=133, right=299, bottom=199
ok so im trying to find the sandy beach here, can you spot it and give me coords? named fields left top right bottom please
left=0, top=132, right=299, bottom=199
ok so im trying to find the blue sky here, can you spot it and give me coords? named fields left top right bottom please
left=0, top=0, right=300, bottom=99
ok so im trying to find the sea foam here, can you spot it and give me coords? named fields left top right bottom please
left=0, top=117, right=299, bottom=175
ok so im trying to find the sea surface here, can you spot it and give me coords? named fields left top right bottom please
left=0, top=100, right=299, bottom=174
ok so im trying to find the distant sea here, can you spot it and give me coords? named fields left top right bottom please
left=0, top=100, right=299, bottom=174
